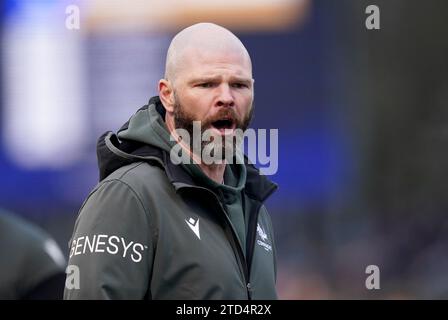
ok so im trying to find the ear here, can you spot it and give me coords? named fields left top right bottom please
left=158, top=79, right=175, bottom=113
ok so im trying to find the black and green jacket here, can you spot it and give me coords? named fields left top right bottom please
left=64, top=96, right=278, bottom=300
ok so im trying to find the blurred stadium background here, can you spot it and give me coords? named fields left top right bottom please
left=1, top=0, right=448, bottom=299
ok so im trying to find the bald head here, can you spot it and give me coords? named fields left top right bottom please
left=164, top=23, right=252, bottom=83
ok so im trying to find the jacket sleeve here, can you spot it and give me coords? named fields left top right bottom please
left=64, top=179, right=153, bottom=299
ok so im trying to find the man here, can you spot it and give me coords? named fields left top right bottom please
left=64, top=23, right=278, bottom=300
left=0, top=210, right=66, bottom=299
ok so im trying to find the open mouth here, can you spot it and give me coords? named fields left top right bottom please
left=211, top=118, right=235, bottom=132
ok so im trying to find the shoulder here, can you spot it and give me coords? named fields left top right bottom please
left=0, top=211, right=65, bottom=298
left=102, top=161, right=170, bottom=195
left=0, top=212, right=59, bottom=255
left=77, top=161, right=171, bottom=226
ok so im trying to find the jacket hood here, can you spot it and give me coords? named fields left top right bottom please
left=96, top=96, right=278, bottom=203
left=117, top=96, right=174, bottom=154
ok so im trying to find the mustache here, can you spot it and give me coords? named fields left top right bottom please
left=204, top=108, right=238, bottom=126
left=173, top=94, right=254, bottom=134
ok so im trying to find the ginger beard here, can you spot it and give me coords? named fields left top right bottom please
left=172, top=93, right=254, bottom=161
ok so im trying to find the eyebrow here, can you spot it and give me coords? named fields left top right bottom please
left=188, top=76, right=252, bottom=86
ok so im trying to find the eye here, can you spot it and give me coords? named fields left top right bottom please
left=232, top=83, right=248, bottom=89
left=198, top=82, right=214, bottom=88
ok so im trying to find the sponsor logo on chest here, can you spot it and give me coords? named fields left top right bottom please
left=256, top=223, right=272, bottom=252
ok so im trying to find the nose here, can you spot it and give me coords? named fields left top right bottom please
left=216, top=84, right=235, bottom=108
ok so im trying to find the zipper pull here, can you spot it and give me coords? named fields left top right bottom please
left=246, top=282, right=253, bottom=300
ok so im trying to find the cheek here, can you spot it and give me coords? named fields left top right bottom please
left=236, top=95, right=253, bottom=115
left=183, top=94, right=211, bottom=119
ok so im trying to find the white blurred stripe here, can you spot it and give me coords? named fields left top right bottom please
left=2, top=22, right=87, bottom=169
left=44, top=238, right=66, bottom=268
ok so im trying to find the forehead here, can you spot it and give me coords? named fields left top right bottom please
left=177, top=46, right=252, bottom=79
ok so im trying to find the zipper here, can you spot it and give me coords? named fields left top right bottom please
left=180, top=185, right=254, bottom=300
left=210, top=190, right=252, bottom=300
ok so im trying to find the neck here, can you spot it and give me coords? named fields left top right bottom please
left=197, top=161, right=226, bottom=184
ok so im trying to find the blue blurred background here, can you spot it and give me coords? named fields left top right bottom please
left=1, top=0, right=448, bottom=298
